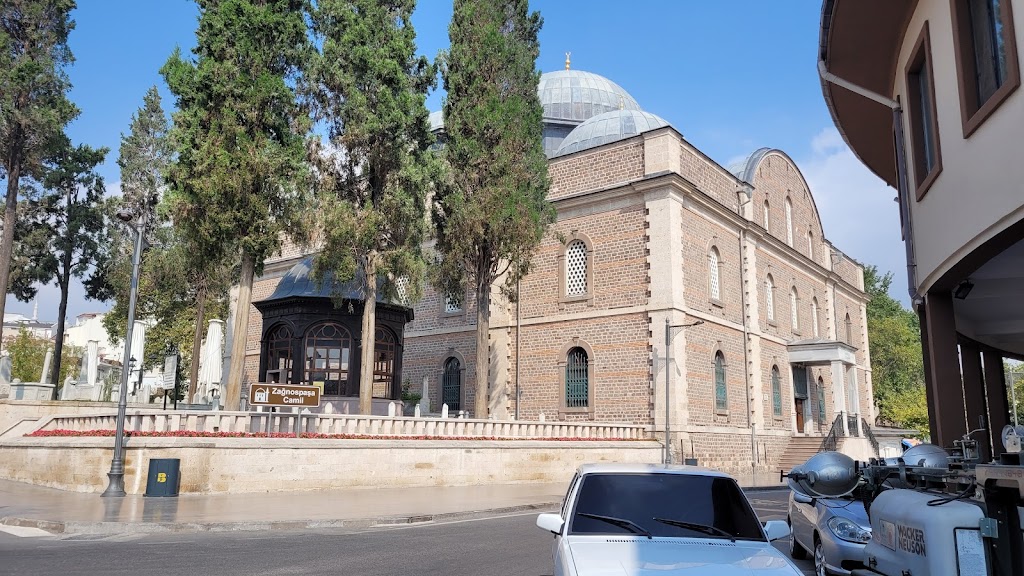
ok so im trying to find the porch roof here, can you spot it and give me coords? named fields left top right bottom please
left=787, top=338, right=857, bottom=365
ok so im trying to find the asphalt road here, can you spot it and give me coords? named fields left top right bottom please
left=0, top=490, right=813, bottom=576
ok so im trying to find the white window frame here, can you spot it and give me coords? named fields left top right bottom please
left=811, top=298, right=820, bottom=338
left=790, top=287, right=799, bottom=331
left=785, top=197, right=793, bottom=246
left=765, top=275, right=775, bottom=322
left=708, top=247, right=721, bottom=301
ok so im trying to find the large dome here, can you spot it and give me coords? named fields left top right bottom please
left=538, top=70, right=641, bottom=123
left=553, top=110, right=670, bottom=157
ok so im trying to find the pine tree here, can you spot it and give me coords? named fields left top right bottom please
left=0, top=0, right=79, bottom=355
left=434, top=0, right=553, bottom=418
left=305, top=0, right=439, bottom=414
left=23, top=136, right=109, bottom=393
left=161, top=0, right=311, bottom=410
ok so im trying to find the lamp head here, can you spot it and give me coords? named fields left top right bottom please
left=115, top=208, right=134, bottom=223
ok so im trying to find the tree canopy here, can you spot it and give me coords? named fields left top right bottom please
left=434, top=0, right=554, bottom=418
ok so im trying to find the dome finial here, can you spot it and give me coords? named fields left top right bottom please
left=565, top=51, right=571, bottom=70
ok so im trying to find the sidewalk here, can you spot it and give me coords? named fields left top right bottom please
left=0, top=479, right=565, bottom=536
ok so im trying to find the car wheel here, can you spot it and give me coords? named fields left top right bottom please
left=788, top=517, right=806, bottom=559
left=814, top=537, right=829, bottom=576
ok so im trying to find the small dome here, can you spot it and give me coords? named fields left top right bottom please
left=260, top=256, right=394, bottom=305
left=538, top=70, right=641, bottom=123
left=553, top=110, right=670, bottom=157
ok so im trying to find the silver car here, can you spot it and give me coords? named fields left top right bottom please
left=787, top=490, right=871, bottom=576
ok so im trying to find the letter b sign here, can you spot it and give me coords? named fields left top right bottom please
left=157, top=472, right=167, bottom=483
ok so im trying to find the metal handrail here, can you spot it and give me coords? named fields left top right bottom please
left=861, top=417, right=880, bottom=456
left=819, top=414, right=843, bottom=452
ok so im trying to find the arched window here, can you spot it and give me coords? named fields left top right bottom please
left=807, top=231, right=814, bottom=260
left=771, top=365, right=783, bottom=417
left=811, top=297, right=820, bottom=338
left=565, top=239, right=589, bottom=297
left=708, top=247, right=721, bottom=301
left=817, top=376, right=826, bottom=424
left=765, top=275, right=775, bottom=322
left=373, top=327, right=397, bottom=399
left=714, top=351, right=727, bottom=412
left=845, top=313, right=853, bottom=344
left=265, top=324, right=293, bottom=383
left=565, top=347, right=589, bottom=408
left=785, top=197, right=794, bottom=246
left=442, top=356, right=462, bottom=411
left=790, top=287, right=799, bottom=331
left=304, top=323, right=352, bottom=396
left=763, top=200, right=770, bottom=229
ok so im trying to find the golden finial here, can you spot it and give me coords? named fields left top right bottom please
left=565, top=51, right=571, bottom=70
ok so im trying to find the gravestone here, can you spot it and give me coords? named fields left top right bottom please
left=0, top=353, right=10, bottom=398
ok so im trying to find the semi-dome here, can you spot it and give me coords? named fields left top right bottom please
left=538, top=70, right=641, bottom=123
left=553, top=110, right=670, bottom=157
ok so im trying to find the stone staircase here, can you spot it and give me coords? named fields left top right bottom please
left=778, top=436, right=823, bottom=472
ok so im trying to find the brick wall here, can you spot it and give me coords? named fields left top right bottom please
left=756, top=250, right=829, bottom=341
left=402, top=330, right=478, bottom=413
left=547, top=140, right=644, bottom=199
left=515, top=313, right=652, bottom=424
left=678, top=142, right=740, bottom=210
left=681, top=211, right=743, bottom=326
left=683, top=321, right=747, bottom=426
left=759, top=339, right=793, bottom=431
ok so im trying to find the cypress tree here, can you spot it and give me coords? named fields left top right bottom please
left=161, top=0, right=311, bottom=410
left=434, top=0, right=554, bottom=418
left=305, top=0, right=438, bottom=414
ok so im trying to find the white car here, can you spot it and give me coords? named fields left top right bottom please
left=536, top=463, right=803, bottom=575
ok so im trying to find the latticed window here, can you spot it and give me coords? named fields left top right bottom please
left=372, top=327, right=397, bottom=399
left=565, top=240, right=588, bottom=296
left=304, top=323, right=351, bottom=396
left=811, top=298, right=820, bottom=338
left=565, top=347, right=589, bottom=408
left=442, top=357, right=461, bottom=411
left=790, top=288, right=799, bottom=331
left=817, top=377, right=826, bottom=424
left=765, top=275, right=775, bottom=322
left=771, top=365, right=782, bottom=417
left=445, top=292, right=461, bottom=313
left=763, top=200, right=770, bottom=229
left=845, top=313, right=853, bottom=344
left=785, top=198, right=794, bottom=246
left=708, top=247, right=721, bottom=300
left=807, top=232, right=814, bottom=260
left=714, top=352, right=727, bottom=412
left=265, top=324, right=293, bottom=383
left=395, top=276, right=410, bottom=305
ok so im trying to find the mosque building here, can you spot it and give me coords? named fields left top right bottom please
left=237, top=60, right=873, bottom=474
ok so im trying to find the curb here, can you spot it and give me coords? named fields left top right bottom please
left=0, top=501, right=562, bottom=536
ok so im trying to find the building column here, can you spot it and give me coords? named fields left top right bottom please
left=741, top=232, right=764, bottom=429
left=830, top=360, right=848, bottom=435
left=983, top=349, right=1011, bottom=457
left=920, top=291, right=966, bottom=448
left=960, top=340, right=990, bottom=461
left=645, top=189, right=688, bottom=458
left=846, top=365, right=860, bottom=435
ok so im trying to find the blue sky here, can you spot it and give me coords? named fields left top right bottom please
left=5, top=0, right=905, bottom=323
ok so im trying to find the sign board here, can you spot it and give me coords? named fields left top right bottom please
left=161, top=354, right=178, bottom=390
left=249, top=384, right=321, bottom=408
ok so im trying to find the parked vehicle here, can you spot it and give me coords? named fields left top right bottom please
left=787, top=489, right=871, bottom=576
left=536, top=463, right=803, bottom=575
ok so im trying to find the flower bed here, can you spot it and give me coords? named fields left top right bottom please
left=27, top=429, right=643, bottom=441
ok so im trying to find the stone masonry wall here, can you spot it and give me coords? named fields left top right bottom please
left=547, top=140, right=645, bottom=199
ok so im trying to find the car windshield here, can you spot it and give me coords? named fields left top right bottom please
left=568, top=473, right=766, bottom=541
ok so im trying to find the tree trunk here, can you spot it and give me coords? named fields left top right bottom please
left=358, top=253, right=378, bottom=415
left=475, top=274, right=491, bottom=419
left=224, top=251, right=255, bottom=410
left=188, top=279, right=207, bottom=404
left=0, top=160, right=22, bottom=358
left=50, top=274, right=71, bottom=399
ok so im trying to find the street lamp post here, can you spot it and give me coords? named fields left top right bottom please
left=664, top=317, right=704, bottom=465
left=101, top=207, right=148, bottom=498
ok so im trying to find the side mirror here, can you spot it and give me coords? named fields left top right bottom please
left=536, top=513, right=565, bottom=535
left=793, top=491, right=815, bottom=505
left=763, top=520, right=791, bottom=542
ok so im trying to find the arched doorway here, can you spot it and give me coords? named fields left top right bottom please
left=442, top=357, right=461, bottom=411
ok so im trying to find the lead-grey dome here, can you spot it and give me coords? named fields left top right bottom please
left=553, top=110, right=670, bottom=157
left=538, top=70, right=641, bottom=123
